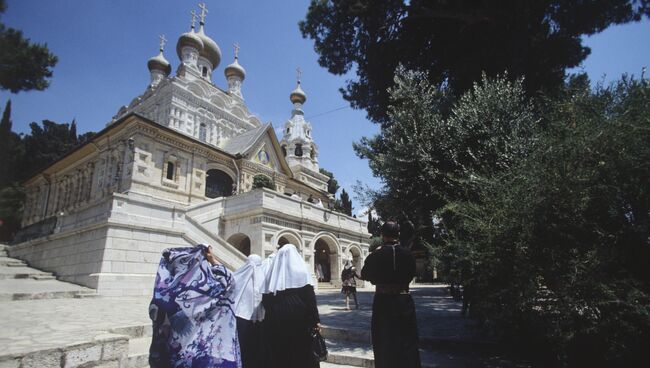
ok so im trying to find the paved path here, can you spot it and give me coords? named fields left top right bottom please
left=0, top=297, right=151, bottom=357
left=318, top=284, right=486, bottom=342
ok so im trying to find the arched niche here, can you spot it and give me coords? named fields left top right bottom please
left=227, top=233, right=251, bottom=256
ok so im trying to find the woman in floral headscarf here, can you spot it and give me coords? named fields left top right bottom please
left=148, top=244, right=241, bottom=368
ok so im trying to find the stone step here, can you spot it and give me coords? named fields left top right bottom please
left=128, top=337, right=150, bottom=368
left=0, top=265, right=56, bottom=280
left=0, top=257, right=27, bottom=267
left=0, top=278, right=98, bottom=301
left=0, top=333, right=129, bottom=368
left=0, top=250, right=7, bottom=257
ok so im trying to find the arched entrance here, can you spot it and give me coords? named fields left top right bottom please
left=348, top=245, right=363, bottom=271
left=205, top=169, right=233, bottom=198
left=274, top=230, right=303, bottom=253
left=227, top=233, right=251, bottom=256
left=313, top=234, right=340, bottom=284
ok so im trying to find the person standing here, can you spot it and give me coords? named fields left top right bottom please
left=341, top=259, right=360, bottom=310
left=361, top=221, right=421, bottom=368
left=148, top=245, right=241, bottom=368
left=261, top=244, right=321, bottom=368
left=232, top=255, right=265, bottom=368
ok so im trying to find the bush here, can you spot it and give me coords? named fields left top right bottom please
left=252, top=175, right=275, bottom=190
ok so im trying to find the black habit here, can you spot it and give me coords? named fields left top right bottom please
left=236, top=317, right=263, bottom=368
left=361, top=243, right=422, bottom=368
left=262, top=284, right=320, bottom=368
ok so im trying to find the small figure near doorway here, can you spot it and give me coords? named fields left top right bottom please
left=341, top=259, right=360, bottom=310
left=315, top=262, right=325, bottom=282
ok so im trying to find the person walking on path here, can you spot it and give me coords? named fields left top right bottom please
left=341, top=259, right=360, bottom=310
left=361, top=221, right=422, bottom=368
left=261, top=244, right=322, bottom=368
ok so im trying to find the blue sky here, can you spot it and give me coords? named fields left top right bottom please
left=1, top=1, right=649, bottom=215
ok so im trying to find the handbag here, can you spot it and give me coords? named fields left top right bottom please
left=311, top=329, right=328, bottom=362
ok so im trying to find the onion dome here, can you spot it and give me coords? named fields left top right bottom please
left=148, top=35, right=171, bottom=77
left=148, top=51, right=171, bottom=76
left=224, top=57, right=245, bottom=80
left=290, top=81, right=307, bottom=105
left=196, top=25, right=221, bottom=69
left=176, top=29, right=204, bottom=60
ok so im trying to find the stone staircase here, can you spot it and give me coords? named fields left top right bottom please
left=0, top=244, right=98, bottom=301
left=120, top=323, right=439, bottom=368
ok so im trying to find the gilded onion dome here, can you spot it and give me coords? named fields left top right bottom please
left=196, top=24, right=221, bottom=69
left=224, top=56, right=245, bottom=80
left=290, top=81, right=307, bottom=105
left=176, top=29, right=204, bottom=60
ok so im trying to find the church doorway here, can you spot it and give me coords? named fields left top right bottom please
left=227, top=233, right=251, bottom=256
left=205, top=169, right=233, bottom=198
left=313, top=236, right=339, bottom=283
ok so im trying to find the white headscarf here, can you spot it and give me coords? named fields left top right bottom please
left=261, top=244, right=314, bottom=294
left=261, top=252, right=276, bottom=278
left=231, top=255, right=265, bottom=322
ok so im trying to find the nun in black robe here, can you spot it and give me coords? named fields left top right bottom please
left=361, top=230, right=422, bottom=368
left=261, top=244, right=320, bottom=368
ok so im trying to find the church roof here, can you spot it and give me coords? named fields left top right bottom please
left=222, top=123, right=270, bottom=155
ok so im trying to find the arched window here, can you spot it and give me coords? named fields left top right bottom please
left=199, top=123, right=207, bottom=142
left=202, top=66, right=208, bottom=77
left=205, top=169, right=234, bottom=198
left=166, top=162, right=175, bottom=180
left=310, top=145, right=316, bottom=159
left=286, top=127, right=291, bottom=134
left=295, top=144, right=303, bottom=157
left=281, top=145, right=287, bottom=157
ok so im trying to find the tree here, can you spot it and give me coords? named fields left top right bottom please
left=0, top=0, right=58, bottom=93
left=445, top=75, right=650, bottom=365
left=20, top=120, right=85, bottom=181
left=0, top=100, right=22, bottom=187
left=367, top=210, right=381, bottom=236
left=319, top=167, right=340, bottom=195
left=353, top=66, right=536, bottom=252
left=338, top=188, right=353, bottom=216
left=0, top=100, right=24, bottom=242
left=300, top=0, right=650, bottom=124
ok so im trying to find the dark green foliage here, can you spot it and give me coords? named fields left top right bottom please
left=0, top=100, right=22, bottom=187
left=300, top=0, right=650, bottom=123
left=252, top=174, right=275, bottom=190
left=20, top=120, right=82, bottom=180
left=357, top=63, right=650, bottom=363
left=445, top=76, right=650, bottom=365
left=367, top=210, right=381, bottom=236
left=319, top=167, right=340, bottom=195
left=354, top=66, right=535, bottom=249
left=338, top=188, right=353, bottom=216
left=0, top=0, right=58, bottom=93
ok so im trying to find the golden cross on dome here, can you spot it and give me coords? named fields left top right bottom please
left=159, top=34, right=167, bottom=51
left=198, top=2, right=208, bottom=24
left=296, top=67, right=302, bottom=83
left=234, top=42, right=240, bottom=59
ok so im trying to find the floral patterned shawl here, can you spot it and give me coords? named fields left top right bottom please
left=148, top=244, right=241, bottom=368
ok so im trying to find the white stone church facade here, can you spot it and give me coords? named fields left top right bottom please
left=9, top=7, right=370, bottom=296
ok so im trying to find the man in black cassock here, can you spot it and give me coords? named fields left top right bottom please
left=361, top=221, right=422, bottom=368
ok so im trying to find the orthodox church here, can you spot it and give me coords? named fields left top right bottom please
left=10, top=5, right=370, bottom=296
